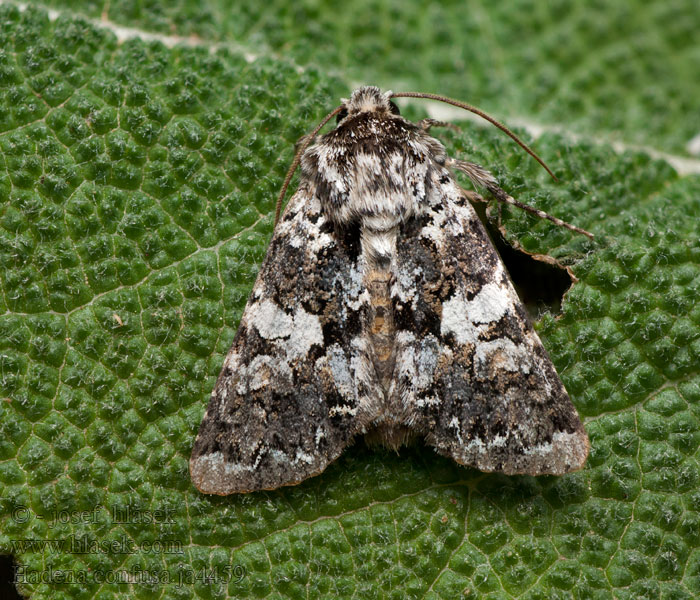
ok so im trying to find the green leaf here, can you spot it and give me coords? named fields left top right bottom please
left=0, top=3, right=698, bottom=600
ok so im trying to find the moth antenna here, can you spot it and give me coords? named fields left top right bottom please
left=390, top=92, right=558, bottom=182
left=274, top=105, right=344, bottom=227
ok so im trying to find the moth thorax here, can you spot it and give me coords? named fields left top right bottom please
left=340, top=184, right=420, bottom=222
left=361, top=223, right=398, bottom=267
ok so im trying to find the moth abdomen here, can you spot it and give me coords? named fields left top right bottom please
left=366, top=267, right=396, bottom=388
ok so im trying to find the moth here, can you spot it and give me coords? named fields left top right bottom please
left=190, top=86, right=591, bottom=495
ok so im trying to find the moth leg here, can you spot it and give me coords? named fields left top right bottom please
left=458, top=187, right=503, bottom=229
left=448, top=158, right=594, bottom=239
left=459, top=188, right=486, bottom=204
left=418, top=118, right=460, bottom=133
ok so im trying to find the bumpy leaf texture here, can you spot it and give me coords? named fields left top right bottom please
left=0, top=3, right=698, bottom=600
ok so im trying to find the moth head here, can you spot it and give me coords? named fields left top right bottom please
left=336, top=86, right=401, bottom=124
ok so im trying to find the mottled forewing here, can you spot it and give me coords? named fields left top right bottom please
left=391, top=171, right=588, bottom=475
left=190, top=186, right=377, bottom=494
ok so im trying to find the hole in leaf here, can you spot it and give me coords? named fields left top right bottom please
left=0, top=556, right=22, bottom=600
left=493, top=229, right=573, bottom=318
